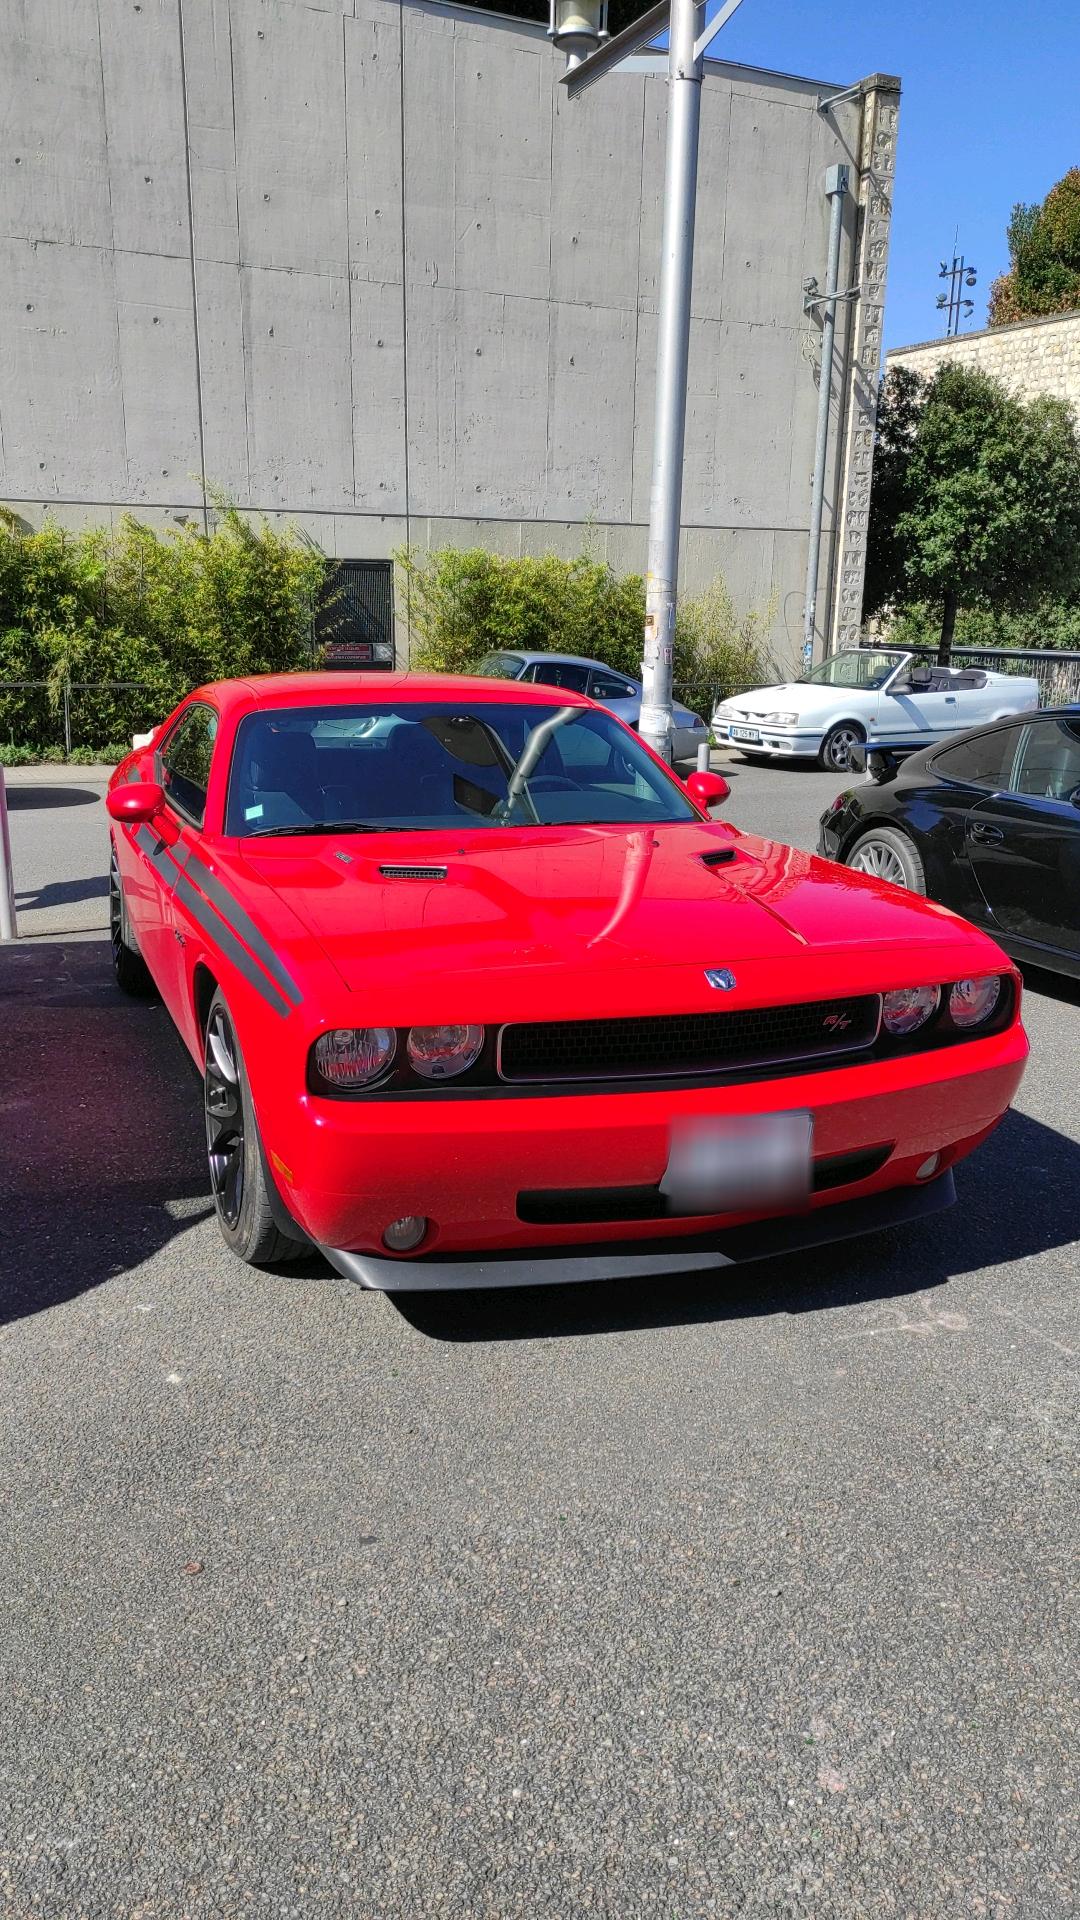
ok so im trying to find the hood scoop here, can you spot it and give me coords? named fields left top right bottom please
left=378, top=862, right=448, bottom=881
left=699, top=847, right=736, bottom=869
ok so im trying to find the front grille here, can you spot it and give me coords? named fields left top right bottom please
left=517, top=1145, right=893, bottom=1225
left=498, top=995, right=881, bottom=1085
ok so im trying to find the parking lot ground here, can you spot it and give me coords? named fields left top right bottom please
left=1, top=769, right=1078, bottom=1918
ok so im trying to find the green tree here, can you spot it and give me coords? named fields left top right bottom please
left=863, top=363, right=1080, bottom=664
left=989, top=168, right=1080, bottom=325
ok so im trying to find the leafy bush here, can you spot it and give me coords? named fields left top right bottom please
left=989, top=169, right=1080, bottom=325
left=395, top=544, right=771, bottom=716
left=883, top=599, right=1080, bottom=654
left=0, top=502, right=328, bottom=751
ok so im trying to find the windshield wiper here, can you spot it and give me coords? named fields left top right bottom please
left=247, top=820, right=384, bottom=838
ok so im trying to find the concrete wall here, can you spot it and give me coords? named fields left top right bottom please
left=0, top=0, right=873, bottom=666
left=887, top=309, right=1080, bottom=415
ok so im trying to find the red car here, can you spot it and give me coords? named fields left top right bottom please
left=106, top=672, right=1028, bottom=1290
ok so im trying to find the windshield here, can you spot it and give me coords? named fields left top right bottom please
left=226, top=702, right=698, bottom=836
left=801, top=651, right=906, bottom=690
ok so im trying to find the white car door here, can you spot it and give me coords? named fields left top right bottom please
left=875, top=666, right=959, bottom=743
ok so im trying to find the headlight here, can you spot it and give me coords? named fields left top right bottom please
left=948, top=976, right=1002, bottom=1030
left=882, top=985, right=940, bottom=1036
left=764, top=711, right=798, bottom=726
left=406, top=1024, right=485, bottom=1080
left=313, top=1027, right=396, bottom=1088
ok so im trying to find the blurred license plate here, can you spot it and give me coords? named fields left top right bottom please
left=730, top=725, right=760, bottom=742
left=660, top=1112, right=812, bottom=1216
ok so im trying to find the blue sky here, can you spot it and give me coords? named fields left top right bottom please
left=704, top=0, right=1080, bottom=350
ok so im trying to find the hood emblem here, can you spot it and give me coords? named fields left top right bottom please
left=705, top=968, right=737, bottom=991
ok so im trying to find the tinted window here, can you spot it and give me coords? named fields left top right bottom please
left=160, top=704, right=218, bottom=824
left=524, top=661, right=590, bottom=693
left=589, top=671, right=635, bottom=700
left=1009, top=717, right=1080, bottom=801
left=932, top=725, right=1021, bottom=790
left=225, top=701, right=696, bottom=836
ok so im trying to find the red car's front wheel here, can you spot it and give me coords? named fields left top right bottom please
left=203, top=991, right=305, bottom=1269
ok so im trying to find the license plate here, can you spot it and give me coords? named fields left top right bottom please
left=660, top=1112, right=813, bottom=1217
left=729, top=725, right=761, bottom=742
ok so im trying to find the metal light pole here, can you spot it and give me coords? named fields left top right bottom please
left=0, top=766, right=18, bottom=941
left=559, top=0, right=747, bottom=761
left=801, top=164, right=849, bottom=669
left=936, top=254, right=977, bottom=336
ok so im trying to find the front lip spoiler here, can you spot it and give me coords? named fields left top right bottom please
left=318, top=1169, right=956, bottom=1291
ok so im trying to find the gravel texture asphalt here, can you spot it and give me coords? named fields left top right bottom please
left=1, top=762, right=1077, bottom=1920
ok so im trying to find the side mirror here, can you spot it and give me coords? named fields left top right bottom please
left=686, top=770, right=730, bottom=810
left=106, top=780, right=165, bottom=824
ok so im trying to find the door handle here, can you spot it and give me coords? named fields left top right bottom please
left=968, top=822, right=1004, bottom=843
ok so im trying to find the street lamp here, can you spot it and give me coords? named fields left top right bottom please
left=549, top=2, right=608, bottom=70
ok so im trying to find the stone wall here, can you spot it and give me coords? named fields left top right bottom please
left=886, top=310, right=1080, bottom=414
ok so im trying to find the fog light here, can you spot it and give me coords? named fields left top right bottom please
left=382, top=1215, right=428, bottom=1253
left=916, top=1153, right=941, bottom=1181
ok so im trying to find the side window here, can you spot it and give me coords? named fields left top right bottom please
left=589, top=671, right=635, bottom=700
left=159, top=704, right=218, bottom=825
left=931, top=725, right=1022, bottom=791
left=1008, top=718, right=1080, bottom=801
left=527, top=661, right=590, bottom=693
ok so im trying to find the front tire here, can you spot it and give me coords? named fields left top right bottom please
left=819, top=722, right=865, bottom=773
left=846, top=825, right=926, bottom=892
left=204, top=991, right=306, bottom=1268
left=109, top=841, right=153, bottom=997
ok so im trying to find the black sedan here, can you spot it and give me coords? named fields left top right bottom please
left=818, top=708, right=1080, bottom=980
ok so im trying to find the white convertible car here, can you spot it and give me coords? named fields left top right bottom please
left=712, top=649, right=1040, bottom=771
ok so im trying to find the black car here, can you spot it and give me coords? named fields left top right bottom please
left=818, top=708, right=1080, bottom=980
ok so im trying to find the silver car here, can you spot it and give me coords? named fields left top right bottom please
left=477, top=651, right=709, bottom=762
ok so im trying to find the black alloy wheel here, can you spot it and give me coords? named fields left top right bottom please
left=203, top=990, right=308, bottom=1268
left=109, top=842, right=153, bottom=996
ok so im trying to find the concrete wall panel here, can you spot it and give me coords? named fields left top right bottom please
left=546, top=301, right=637, bottom=522
left=184, top=0, right=242, bottom=267
left=549, top=75, right=645, bottom=312
left=98, top=0, right=190, bottom=258
left=239, top=265, right=353, bottom=505
left=721, top=91, right=813, bottom=331
left=196, top=261, right=250, bottom=500
left=0, top=0, right=112, bottom=251
left=451, top=37, right=551, bottom=301
left=350, top=276, right=407, bottom=511
left=0, top=238, right=127, bottom=500
left=345, top=9, right=404, bottom=287
left=114, top=250, right=203, bottom=503
left=231, top=0, right=347, bottom=275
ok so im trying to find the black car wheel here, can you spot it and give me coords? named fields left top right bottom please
left=819, top=723, right=865, bottom=773
left=847, top=825, right=926, bottom=893
left=204, top=991, right=307, bottom=1269
left=109, top=841, right=153, bottom=996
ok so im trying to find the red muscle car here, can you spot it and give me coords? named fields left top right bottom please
left=106, top=672, right=1028, bottom=1290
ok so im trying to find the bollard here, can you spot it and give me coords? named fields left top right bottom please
left=0, top=765, right=17, bottom=941
left=696, top=739, right=711, bottom=773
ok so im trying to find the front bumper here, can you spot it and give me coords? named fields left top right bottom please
left=713, top=720, right=822, bottom=757
left=320, top=1169, right=956, bottom=1290
left=269, top=1022, right=1027, bottom=1277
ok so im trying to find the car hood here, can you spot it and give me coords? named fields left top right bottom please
left=719, top=682, right=841, bottom=718
left=239, top=821, right=995, bottom=1012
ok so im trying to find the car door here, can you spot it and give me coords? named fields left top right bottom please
left=877, top=666, right=959, bottom=743
left=966, top=715, right=1080, bottom=960
left=151, top=701, right=220, bottom=1025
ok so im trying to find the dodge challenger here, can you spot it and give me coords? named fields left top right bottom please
left=106, top=673, right=1028, bottom=1290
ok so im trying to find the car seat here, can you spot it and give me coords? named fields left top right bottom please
left=242, top=726, right=321, bottom=828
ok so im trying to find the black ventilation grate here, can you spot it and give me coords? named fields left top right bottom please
left=498, top=995, right=881, bottom=1084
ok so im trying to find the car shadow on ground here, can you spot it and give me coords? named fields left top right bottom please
left=0, top=937, right=212, bottom=1325
left=392, top=1104, right=1080, bottom=1344
left=5, top=785, right=104, bottom=809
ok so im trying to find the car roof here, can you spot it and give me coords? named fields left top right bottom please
left=193, top=671, right=596, bottom=714
left=492, top=651, right=633, bottom=675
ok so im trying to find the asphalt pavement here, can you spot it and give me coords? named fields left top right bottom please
left=1, top=759, right=1077, bottom=1919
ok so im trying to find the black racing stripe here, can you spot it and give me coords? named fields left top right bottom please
left=182, top=851, right=303, bottom=1008
left=135, top=824, right=182, bottom=883
left=173, top=870, right=291, bottom=1018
